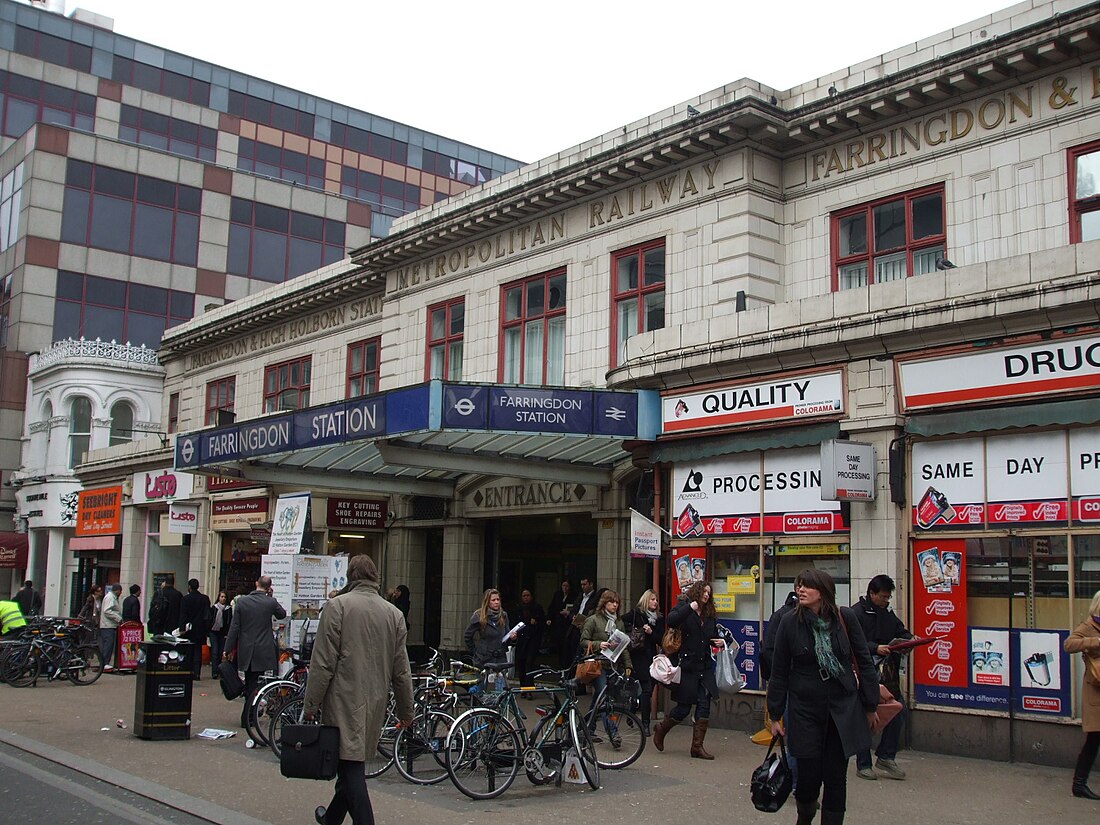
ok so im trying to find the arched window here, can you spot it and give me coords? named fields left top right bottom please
left=43, top=400, right=53, bottom=460
left=69, top=396, right=91, bottom=468
left=109, top=401, right=134, bottom=446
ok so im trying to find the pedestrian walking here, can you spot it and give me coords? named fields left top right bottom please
left=1064, top=589, right=1100, bottom=800
left=223, top=575, right=287, bottom=728
left=181, top=578, right=211, bottom=680
left=207, top=590, right=232, bottom=680
left=77, top=585, right=102, bottom=626
left=622, top=588, right=664, bottom=736
left=767, top=568, right=880, bottom=825
left=304, top=554, right=414, bottom=825
left=99, top=584, right=122, bottom=671
left=853, top=574, right=912, bottom=781
left=121, top=584, right=142, bottom=623
left=653, top=580, right=723, bottom=759
left=14, top=580, right=42, bottom=617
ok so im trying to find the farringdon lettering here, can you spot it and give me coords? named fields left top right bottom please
left=208, top=421, right=290, bottom=458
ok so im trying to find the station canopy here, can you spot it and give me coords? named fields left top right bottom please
left=174, top=381, right=661, bottom=495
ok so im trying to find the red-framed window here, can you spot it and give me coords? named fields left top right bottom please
left=111, top=56, right=211, bottom=107
left=167, top=392, right=180, bottom=434
left=204, top=377, right=236, bottom=426
left=264, top=357, right=311, bottom=413
left=52, top=271, right=194, bottom=349
left=610, top=239, right=665, bottom=368
left=239, top=139, right=326, bottom=189
left=0, top=70, right=95, bottom=139
left=346, top=338, right=381, bottom=399
left=1069, top=140, right=1100, bottom=244
left=831, top=184, right=946, bottom=291
left=13, top=25, right=92, bottom=73
left=426, top=298, right=464, bottom=381
left=119, top=105, right=217, bottom=163
left=227, top=197, right=345, bottom=283
left=499, top=270, right=566, bottom=386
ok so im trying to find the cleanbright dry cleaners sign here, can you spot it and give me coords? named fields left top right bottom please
left=897, top=334, right=1100, bottom=411
left=663, top=370, right=843, bottom=434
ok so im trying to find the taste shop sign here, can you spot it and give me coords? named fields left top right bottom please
left=75, top=486, right=123, bottom=536
left=131, top=470, right=194, bottom=504
left=897, top=333, right=1100, bottom=411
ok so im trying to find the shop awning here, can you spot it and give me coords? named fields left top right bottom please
left=905, top=398, right=1100, bottom=437
left=70, top=535, right=118, bottom=551
left=647, top=421, right=842, bottom=464
left=0, top=532, right=28, bottom=568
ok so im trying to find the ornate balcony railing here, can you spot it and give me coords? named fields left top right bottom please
left=30, top=338, right=162, bottom=374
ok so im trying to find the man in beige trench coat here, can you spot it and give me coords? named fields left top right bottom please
left=304, top=554, right=414, bottom=825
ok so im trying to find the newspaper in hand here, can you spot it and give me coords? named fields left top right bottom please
left=602, top=629, right=631, bottom=662
left=509, top=621, right=526, bottom=640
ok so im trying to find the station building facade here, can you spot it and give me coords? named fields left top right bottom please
left=75, top=0, right=1100, bottom=764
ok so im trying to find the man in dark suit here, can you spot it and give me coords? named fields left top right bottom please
left=149, top=574, right=183, bottom=635
left=121, top=585, right=142, bottom=623
left=181, top=578, right=211, bottom=680
left=223, top=574, right=287, bottom=728
left=14, top=581, right=42, bottom=617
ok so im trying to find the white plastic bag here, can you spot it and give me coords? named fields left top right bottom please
left=649, top=653, right=681, bottom=685
left=715, top=644, right=745, bottom=693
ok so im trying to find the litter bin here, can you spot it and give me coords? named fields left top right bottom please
left=133, top=640, right=193, bottom=740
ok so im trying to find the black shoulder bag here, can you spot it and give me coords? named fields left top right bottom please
left=280, top=723, right=341, bottom=780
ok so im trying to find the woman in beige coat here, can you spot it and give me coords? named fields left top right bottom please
left=1064, top=589, right=1100, bottom=800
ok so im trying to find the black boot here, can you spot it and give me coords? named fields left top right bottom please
left=1073, top=780, right=1100, bottom=800
left=1073, top=742, right=1100, bottom=799
left=820, top=809, right=844, bottom=825
left=794, top=798, right=818, bottom=825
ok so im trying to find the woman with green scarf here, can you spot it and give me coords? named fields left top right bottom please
left=766, top=568, right=880, bottom=825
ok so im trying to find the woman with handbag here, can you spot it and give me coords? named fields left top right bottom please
left=622, top=589, right=665, bottom=736
left=653, top=581, right=724, bottom=759
left=1064, top=589, right=1100, bottom=800
left=767, top=568, right=879, bottom=825
left=463, top=589, right=518, bottom=668
left=579, top=590, right=632, bottom=734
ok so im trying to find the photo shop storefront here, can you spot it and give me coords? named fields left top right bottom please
left=896, top=334, right=1100, bottom=764
left=656, top=369, right=852, bottom=707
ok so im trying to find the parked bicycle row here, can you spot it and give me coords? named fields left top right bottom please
left=0, top=616, right=103, bottom=687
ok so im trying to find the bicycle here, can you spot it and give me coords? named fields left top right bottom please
left=391, top=676, right=461, bottom=784
left=0, top=622, right=103, bottom=687
left=247, top=677, right=305, bottom=747
left=443, top=659, right=600, bottom=799
left=580, top=666, right=646, bottom=769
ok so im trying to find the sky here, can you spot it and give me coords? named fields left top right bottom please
left=71, top=0, right=1021, bottom=164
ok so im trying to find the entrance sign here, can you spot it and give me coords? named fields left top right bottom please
left=269, top=492, right=311, bottom=555
left=897, top=333, right=1100, bottom=411
left=820, top=440, right=876, bottom=501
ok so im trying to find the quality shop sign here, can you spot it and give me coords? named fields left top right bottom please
left=663, top=370, right=843, bottom=435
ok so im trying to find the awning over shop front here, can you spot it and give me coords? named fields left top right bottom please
left=648, top=421, right=842, bottom=464
left=905, top=398, right=1100, bottom=437
left=174, top=381, right=661, bottom=492
left=0, top=532, right=28, bottom=568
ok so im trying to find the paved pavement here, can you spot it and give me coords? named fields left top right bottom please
left=0, top=672, right=1096, bottom=825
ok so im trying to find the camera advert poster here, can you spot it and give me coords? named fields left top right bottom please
left=912, top=539, right=969, bottom=691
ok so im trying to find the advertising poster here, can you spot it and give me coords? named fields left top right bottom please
left=117, top=621, right=145, bottom=670
left=760, top=447, right=844, bottom=534
left=671, top=546, right=706, bottom=594
left=269, top=491, right=311, bottom=554
left=1016, top=629, right=1070, bottom=715
left=261, top=554, right=294, bottom=617
left=911, top=439, right=985, bottom=529
left=1070, top=427, right=1100, bottom=524
left=985, top=432, right=1068, bottom=526
left=629, top=509, right=663, bottom=559
left=912, top=539, right=969, bottom=695
left=722, top=618, right=760, bottom=692
left=970, top=629, right=1010, bottom=686
left=291, top=555, right=333, bottom=619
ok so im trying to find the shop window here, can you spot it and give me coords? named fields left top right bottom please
left=68, top=395, right=91, bottom=468
left=426, top=298, right=464, bottom=381
left=832, top=185, right=946, bottom=290
left=109, top=401, right=134, bottom=446
left=610, top=240, right=665, bottom=368
left=205, top=377, right=236, bottom=426
left=500, top=269, right=566, bottom=385
left=167, top=392, right=179, bottom=434
left=346, top=338, right=380, bottom=399
left=264, top=356, right=311, bottom=413
left=1069, top=140, right=1100, bottom=243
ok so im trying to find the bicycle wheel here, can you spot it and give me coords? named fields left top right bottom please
left=2, top=647, right=39, bottom=687
left=248, top=680, right=300, bottom=747
left=525, top=711, right=567, bottom=785
left=393, top=710, right=455, bottom=785
left=582, top=706, right=645, bottom=769
left=267, top=697, right=305, bottom=758
left=445, top=708, right=521, bottom=800
left=568, top=707, right=600, bottom=790
left=366, top=700, right=398, bottom=778
left=67, top=645, right=104, bottom=685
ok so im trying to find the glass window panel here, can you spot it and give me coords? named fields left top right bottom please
left=117, top=124, right=138, bottom=144
left=430, top=307, right=446, bottom=340
left=173, top=212, right=199, bottom=266
left=94, top=168, right=135, bottom=198
left=140, top=131, right=169, bottom=151
left=254, top=203, right=288, bottom=232
left=874, top=251, right=907, bottom=283
left=644, top=290, right=665, bottom=332
left=616, top=253, right=638, bottom=293
left=547, top=274, right=566, bottom=310
left=230, top=197, right=253, bottom=224
left=502, top=327, right=520, bottom=383
left=429, top=345, right=444, bottom=380
left=524, top=320, right=544, bottom=385
left=41, top=106, right=71, bottom=127
left=129, top=283, right=168, bottom=314
left=349, top=346, right=363, bottom=374
left=505, top=286, right=522, bottom=321
left=4, top=97, right=36, bottom=138
left=132, top=203, right=173, bottom=260
left=873, top=200, right=906, bottom=251
left=52, top=300, right=80, bottom=341
left=291, top=212, right=324, bottom=240
left=288, top=236, right=321, bottom=278
left=912, top=193, right=943, bottom=239
left=84, top=306, right=125, bottom=341
left=66, top=160, right=93, bottom=189
left=161, top=71, right=190, bottom=101
left=89, top=196, right=132, bottom=253
left=56, top=270, right=85, bottom=301
left=177, top=186, right=201, bottom=213
left=617, top=298, right=637, bottom=361
left=1081, top=211, right=1100, bottom=243
left=174, top=119, right=198, bottom=142
left=252, top=230, right=288, bottom=282
left=86, top=275, right=127, bottom=308
left=526, top=279, right=544, bottom=316
left=227, top=223, right=251, bottom=276
left=643, top=248, right=665, bottom=286
left=839, top=262, right=868, bottom=290
left=142, top=110, right=169, bottom=134
left=449, top=302, right=464, bottom=335
left=61, top=188, right=90, bottom=244
left=546, top=315, right=565, bottom=385
left=74, top=113, right=93, bottom=132
left=69, top=434, right=89, bottom=468
left=126, top=313, right=164, bottom=348
left=448, top=341, right=463, bottom=381
left=170, top=290, right=194, bottom=320
left=167, top=136, right=199, bottom=158
left=913, top=245, right=944, bottom=276
left=1075, top=151, right=1100, bottom=199
left=322, top=244, right=342, bottom=266
left=838, top=213, right=867, bottom=257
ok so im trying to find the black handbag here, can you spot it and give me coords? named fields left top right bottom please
left=750, top=734, right=794, bottom=813
left=217, top=660, right=244, bottom=700
left=279, top=724, right=341, bottom=780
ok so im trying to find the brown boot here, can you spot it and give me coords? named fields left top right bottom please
left=690, top=718, right=715, bottom=759
left=652, top=715, right=680, bottom=751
